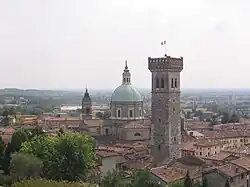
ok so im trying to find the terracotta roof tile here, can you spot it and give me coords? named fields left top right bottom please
left=151, top=166, right=201, bottom=183
left=231, top=157, right=250, bottom=171
left=217, top=163, right=247, bottom=177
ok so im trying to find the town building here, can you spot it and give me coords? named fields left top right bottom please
left=148, top=55, right=183, bottom=160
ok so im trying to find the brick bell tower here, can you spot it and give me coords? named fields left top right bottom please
left=148, top=55, right=183, bottom=160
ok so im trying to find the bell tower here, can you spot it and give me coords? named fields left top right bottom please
left=81, top=88, right=92, bottom=120
left=148, top=55, right=183, bottom=159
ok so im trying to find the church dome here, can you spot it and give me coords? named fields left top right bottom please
left=111, top=85, right=142, bottom=102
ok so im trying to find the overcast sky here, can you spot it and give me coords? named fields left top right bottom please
left=0, top=0, right=249, bottom=90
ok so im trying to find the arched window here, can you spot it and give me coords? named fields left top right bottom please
left=161, top=78, right=164, bottom=88
left=171, top=78, right=174, bottom=88
left=156, top=78, right=160, bottom=88
left=134, top=132, right=141, bottom=136
left=175, top=78, right=178, bottom=88
left=117, top=109, right=121, bottom=117
left=129, top=110, right=133, bottom=117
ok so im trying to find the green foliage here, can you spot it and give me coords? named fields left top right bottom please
left=0, top=136, right=5, bottom=169
left=224, top=180, right=230, bottom=187
left=20, top=133, right=96, bottom=181
left=100, top=170, right=160, bottom=187
left=184, top=171, right=192, bottom=187
left=221, top=112, right=229, bottom=124
left=10, top=153, right=43, bottom=181
left=11, top=179, right=96, bottom=187
left=100, top=169, right=123, bottom=187
left=128, top=171, right=160, bottom=187
left=202, top=176, right=208, bottom=187
left=2, top=143, right=12, bottom=174
left=168, top=180, right=184, bottom=187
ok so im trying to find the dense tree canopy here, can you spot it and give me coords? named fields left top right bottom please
left=11, top=179, right=96, bottom=187
left=10, top=153, right=43, bottom=181
left=20, top=133, right=96, bottom=181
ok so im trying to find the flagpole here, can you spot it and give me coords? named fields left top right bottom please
left=165, top=43, right=167, bottom=57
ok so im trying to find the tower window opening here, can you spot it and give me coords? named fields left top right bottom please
left=174, top=78, right=177, bottom=88
left=156, top=78, right=160, bottom=88
left=123, top=78, right=126, bottom=83
left=127, top=78, right=129, bottom=82
left=161, top=78, right=164, bottom=88
left=171, top=78, right=174, bottom=88
left=129, top=110, right=133, bottom=118
left=117, top=109, right=121, bottom=117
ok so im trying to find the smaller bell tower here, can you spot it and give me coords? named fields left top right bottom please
left=81, top=88, right=92, bottom=120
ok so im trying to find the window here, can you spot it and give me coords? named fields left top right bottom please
left=139, top=109, right=142, bottom=116
left=241, top=174, right=244, bottom=179
left=173, top=137, right=177, bottom=141
left=105, top=128, right=109, bottom=135
left=127, top=78, right=129, bottom=82
left=117, top=109, right=121, bottom=117
left=158, top=118, right=161, bottom=123
left=215, top=151, right=217, bottom=154
left=134, top=132, right=141, bottom=136
left=123, top=78, right=126, bottom=83
left=173, top=108, right=175, bottom=111
left=208, top=152, right=210, bottom=156
left=156, top=78, right=160, bottom=88
left=161, top=78, right=164, bottom=88
left=158, top=145, right=161, bottom=150
left=200, top=152, right=202, bottom=156
left=171, top=78, right=174, bottom=88
left=129, top=110, right=133, bottom=117
left=174, top=78, right=177, bottom=88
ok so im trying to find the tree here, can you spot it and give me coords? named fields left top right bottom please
left=221, top=113, right=229, bottom=124
left=100, top=169, right=123, bottom=187
left=168, top=181, right=184, bottom=187
left=209, top=115, right=217, bottom=126
left=0, top=136, right=5, bottom=170
left=2, top=109, right=9, bottom=126
left=224, top=180, right=230, bottom=187
left=10, top=153, right=43, bottom=182
left=10, top=129, right=30, bottom=153
left=183, top=171, right=192, bottom=187
left=11, top=179, right=96, bottom=187
left=202, top=176, right=208, bottom=187
left=229, top=114, right=239, bottom=123
left=9, top=107, right=16, bottom=119
left=2, top=143, right=12, bottom=174
left=20, top=133, right=96, bottom=181
left=127, top=171, right=160, bottom=187
left=10, top=126, right=45, bottom=153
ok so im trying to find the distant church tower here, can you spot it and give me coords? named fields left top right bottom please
left=81, top=88, right=92, bottom=120
left=148, top=55, right=183, bottom=159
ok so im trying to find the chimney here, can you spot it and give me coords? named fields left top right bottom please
left=236, top=167, right=239, bottom=173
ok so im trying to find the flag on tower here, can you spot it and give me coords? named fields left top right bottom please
left=161, top=41, right=166, bottom=45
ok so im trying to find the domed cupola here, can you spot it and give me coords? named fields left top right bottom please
left=110, top=60, right=144, bottom=121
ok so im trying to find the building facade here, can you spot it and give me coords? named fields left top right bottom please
left=148, top=55, right=183, bottom=159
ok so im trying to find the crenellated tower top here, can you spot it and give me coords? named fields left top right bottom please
left=148, top=56, right=183, bottom=72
